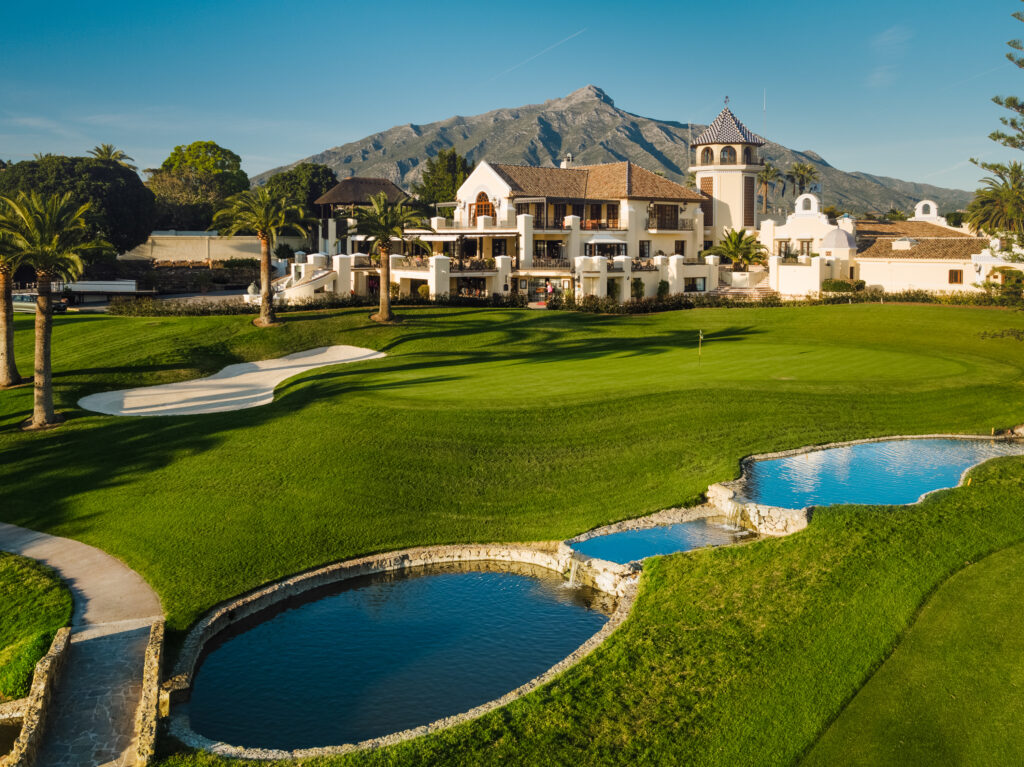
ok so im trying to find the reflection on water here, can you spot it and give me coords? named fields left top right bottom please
left=570, top=518, right=753, bottom=564
left=740, top=438, right=1024, bottom=509
left=183, top=561, right=612, bottom=750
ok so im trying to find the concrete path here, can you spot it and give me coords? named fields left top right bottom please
left=78, top=344, right=385, bottom=417
left=0, top=523, right=163, bottom=767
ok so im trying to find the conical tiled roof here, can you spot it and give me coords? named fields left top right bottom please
left=693, top=107, right=765, bottom=146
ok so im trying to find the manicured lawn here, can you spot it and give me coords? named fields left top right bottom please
left=804, top=541, right=1024, bottom=767
left=1, top=303, right=1023, bottom=764
left=0, top=553, right=72, bottom=701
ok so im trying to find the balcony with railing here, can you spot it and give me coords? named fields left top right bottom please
left=631, top=258, right=659, bottom=271
left=581, top=219, right=623, bottom=231
left=529, top=257, right=571, bottom=270
left=351, top=255, right=381, bottom=268
left=394, top=257, right=430, bottom=270
left=606, top=260, right=624, bottom=272
left=646, top=216, right=696, bottom=231
left=449, top=258, right=498, bottom=272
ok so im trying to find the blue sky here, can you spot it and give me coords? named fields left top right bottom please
left=1, top=0, right=1021, bottom=192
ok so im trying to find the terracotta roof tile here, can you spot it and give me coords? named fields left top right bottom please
left=489, top=161, right=703, bottom=202
left=857, top=237, right=987, bottom=261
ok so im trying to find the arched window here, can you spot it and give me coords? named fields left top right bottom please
left=720, top=146, right=737, bottom=164
left=743, top=147, right=752, bottom=164
left=802, top=197, right=813, bottom=211
left=922, top=203, right=931, bottom=215
left=471, top=191, right=493, bottom=223
left=700, top=147, right=713, bottom=164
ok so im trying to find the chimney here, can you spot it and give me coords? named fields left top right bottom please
left=560, top=153, right=574, bottom=169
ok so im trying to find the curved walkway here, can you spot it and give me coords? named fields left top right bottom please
left=0, top=522, right=162, bottom=767
left=78, top=345, right=385, bottom=417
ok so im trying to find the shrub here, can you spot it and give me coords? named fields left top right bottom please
left=607, top=280, right=620, bottom=301
left=417, top=284, right=430, bottom=300
left=631, top=277, right=645, bottom=300
left=273, top=243, right=295, bottom=260
left=657, top=280, right=670, bottom=301
left=822, top=278, right=866, bottom=293
left=214, top=258, right=260, bottom=270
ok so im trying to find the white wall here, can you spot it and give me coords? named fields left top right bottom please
left=123, top=234, right=306, bottom=262
left=856, top=259, right=982, bottom=293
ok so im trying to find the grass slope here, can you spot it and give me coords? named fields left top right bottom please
left=0, top=304, right=1023, bottom=763
left=0, top=553, right=72, bottom=701
left=804, top=541, right=1024, bottom=767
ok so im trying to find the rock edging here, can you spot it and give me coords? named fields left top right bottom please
left=134, top=621, right=164, bottom=767
left=0, top=627, right=71, bottom=767
left=166, top=543, right=637, bottom=761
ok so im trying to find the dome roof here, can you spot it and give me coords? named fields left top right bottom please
left=821, top=228, right=856, bottom=249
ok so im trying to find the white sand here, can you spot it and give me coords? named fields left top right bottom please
left=78, top=345, right=385, bottom=417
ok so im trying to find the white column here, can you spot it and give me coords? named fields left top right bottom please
left=495, top=256, right=512, bottom=293
left=668, top=255, right=685, bottom=294
left=429, top=255, right=450, bottom=299
left=517, top=214, right=534, bottom=268
left=332, top=255, right=353, bottom=295
left=768, top=255, right=780, bottom=292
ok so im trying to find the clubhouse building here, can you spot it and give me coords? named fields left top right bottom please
left=272, top=107, right=1020, bottom=304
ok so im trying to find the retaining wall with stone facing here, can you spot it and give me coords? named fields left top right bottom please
left=0, top=628, right=71, bottom=767
left=134, top=621, right=164, bottom=767
left=166, top=543, right=638, bottom=762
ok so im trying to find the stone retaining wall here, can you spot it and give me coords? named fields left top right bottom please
left=134, top=621, right=164, bottom=767
left=0, top=700, right=26, bottom=725
left=0, top=627, right=71, bottom=767
left=166, top=543, right=637, bottom=762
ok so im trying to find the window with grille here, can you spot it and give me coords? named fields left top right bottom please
left=949, top=269, right=964, bottom=284
left=744, top=177, right=755, bottom=227
left=639, top=240, right=651, bottom=258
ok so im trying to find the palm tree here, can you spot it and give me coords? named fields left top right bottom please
left=211, top=188, right=311, bottom=326
left=0, top=223, right=24, bottom=387
left=0, top=192, right=110, bottom=427
left=704, top=229, right=768, bottom=273
left=756, top=164, right=781, bottom=214
left=966, top=161, right=1024, bottom=236
left=88, top=143, right=137, bottom=171
left=352, top=192, right=433, bottom=322
left=788, top=163, right=820, bottom=196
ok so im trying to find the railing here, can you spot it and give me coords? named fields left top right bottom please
left=532, top=219, right=566, bottom=230
left=450, top=258, right=497, bottom=272
left=632, top=259, right=659, bottom=271
left=395, top=257, right=429, bottom=270
left=530, top=257, right=570, bottom=269
left=606, top=260, right=623, bottom=272
left=580, top=220, right=624, bottom=230
left=351, top=255, right=381, bottom=267
left=646, top=217, right=696, bottom=231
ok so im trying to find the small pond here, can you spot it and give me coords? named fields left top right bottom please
left=739, top=438, right=1024, bottom=510
left=570, top=518, right=752, bottom=564
left=181, top=561, right=613, bottom=751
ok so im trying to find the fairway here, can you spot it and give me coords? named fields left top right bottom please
left=1, top=303, right=1024, bottom=765
left=804, top=542, right=1024, bottom=767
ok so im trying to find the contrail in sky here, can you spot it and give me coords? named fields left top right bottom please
left=491, top=28, right=587, bottom=80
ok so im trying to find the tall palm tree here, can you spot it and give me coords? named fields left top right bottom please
left=0, top=192, right=110, bottom=427
left=352, top=192, right=433, bottom=322
left=756, top=164, right=781, bottom=214
left=966, top=161, right=1024, bottom=236
left=88, top=143, right=137, bottom=171
left=788, top=163, right=820, bottom=196
left=0, top=222, right=24, bottom=387
left=704, top=229, right=768, bottom=273
left=212, top=187, right=311, bottom=326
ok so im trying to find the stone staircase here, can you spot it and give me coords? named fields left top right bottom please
left=710, top=282, right=778, bottom=300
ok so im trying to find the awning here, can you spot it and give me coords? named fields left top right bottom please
left=585, top=233, right=628, bottom=245
left=415, top=234, right=461, bottom=242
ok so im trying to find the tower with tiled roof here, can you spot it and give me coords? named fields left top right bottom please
left=690, top=103, right=766, bottom=247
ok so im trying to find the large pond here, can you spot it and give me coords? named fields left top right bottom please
left=739, top=438, right=1024, bottom=510
left=181, top=561, right=613, bottom=751
left=570, top=518, right=752, bottom=565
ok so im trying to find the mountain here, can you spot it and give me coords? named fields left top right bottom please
left=253, top=85, right=973, bottom=214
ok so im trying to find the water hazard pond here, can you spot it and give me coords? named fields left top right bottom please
left=738, top=438, right=1024, bottom=509
left=571, top=518, right=751, bottom=565
left=182, top=561, right=613, bottom=750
